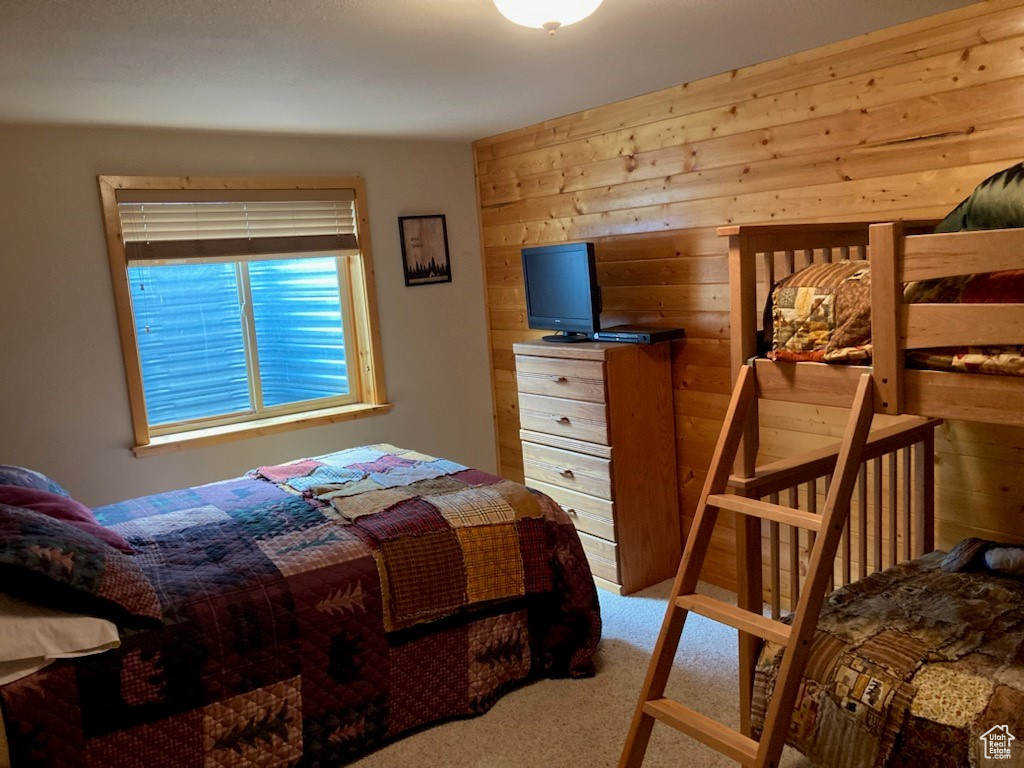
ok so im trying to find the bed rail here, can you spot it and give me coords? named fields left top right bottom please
left=729, top=417, right=939, bottom=619
left=902, top=227, right=1024, bottom=280
left=864, top=223, right=1024, bottom=416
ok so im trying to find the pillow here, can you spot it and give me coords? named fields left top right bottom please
left=986, top=547, right=1024, bottom=576
left=940, top=537, right=1024, bottom=577
left=0, top=486, right=132, bottom=553
left=769, top=260, right=872, bottom=363
left=0, top=465, right=70, bottom=498
left=940, top=537, right=992, bottom=572
left=0, top=592, right=120, bottom=684
left=960, top=269, right=1024, bottom=304
left=0, top=503, right=162, bottom=629
left=935, top=161, right=1024, bottom=233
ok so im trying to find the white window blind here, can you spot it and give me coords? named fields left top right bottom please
left=116, top=189, right=358, bottom=261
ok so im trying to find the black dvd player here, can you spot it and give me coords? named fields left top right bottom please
left=590, top=325, right=685, bottom=344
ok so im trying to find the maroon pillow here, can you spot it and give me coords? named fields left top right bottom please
left=0, top=486, right=132, bottom=553
left=961, top=269, right=1024, bottom=304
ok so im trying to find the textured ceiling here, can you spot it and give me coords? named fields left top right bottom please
left=0, top=0, right=974, bottom=141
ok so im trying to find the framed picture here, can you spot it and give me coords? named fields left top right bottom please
left=398, top=214, right=452, bottom=286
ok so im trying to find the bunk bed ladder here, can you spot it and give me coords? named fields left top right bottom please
left=620, top=365, right=876, bottom=768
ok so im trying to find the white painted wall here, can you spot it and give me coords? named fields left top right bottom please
left=0, top=124, right=496, bottom=506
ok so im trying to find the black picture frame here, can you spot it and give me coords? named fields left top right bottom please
left=398, top=214, right=452, bottom=286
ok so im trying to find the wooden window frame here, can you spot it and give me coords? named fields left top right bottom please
left=98, top=175, right=390, bottom=456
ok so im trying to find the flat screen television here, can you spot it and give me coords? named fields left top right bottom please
left=521, top=242, right=601, bottom=343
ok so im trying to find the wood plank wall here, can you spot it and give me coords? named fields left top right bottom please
left=473, top=0, right=1024, bottom=591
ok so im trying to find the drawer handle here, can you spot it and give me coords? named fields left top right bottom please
left=564, top=507, right=577, bottom=516
left=560, top=469, right=575, bottom=479
left=550, top=375, right=569, bottom=383
left=555, top=416, right=572, bottom=425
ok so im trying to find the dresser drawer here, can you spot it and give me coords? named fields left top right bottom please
left=522, top=442, right=612, bottom=500
left=518, top=393, right=609, bottom=445
left=526, top=479, right=615, bottom=541
left=577, top=530, right=619, bottom=584
left=514, top=355, right=606, bottom=403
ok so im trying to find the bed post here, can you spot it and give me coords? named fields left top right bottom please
left=869, top=223, right=904, bottom=415
left=913, top=429, right=935, bottom=556
left=727, top=228, right=763, bottom=736
left=728, top=230, right=760, bottom=476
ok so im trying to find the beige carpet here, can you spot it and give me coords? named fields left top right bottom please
left=351, top=580, right=815, bottom=767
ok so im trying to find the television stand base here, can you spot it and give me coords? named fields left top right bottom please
left=541, top=332, right=591, bottom=343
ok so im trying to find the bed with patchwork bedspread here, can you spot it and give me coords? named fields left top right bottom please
left=752, top=551, right=1024, bottom=768
left=0, top=444, right=601, bottom=767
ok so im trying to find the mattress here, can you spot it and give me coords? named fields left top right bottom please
left=752, top=551, right=1024, bottom=767
left=768, top=262, right=1024, bottom=375
left=0, top=444, right=601, bottom=767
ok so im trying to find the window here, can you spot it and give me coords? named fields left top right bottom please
left=99, top=177, right=390, bottom=455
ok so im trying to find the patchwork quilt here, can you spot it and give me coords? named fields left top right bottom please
left=0, top=444, right=601, bottom=767
left=752, top=552, right=1024, bottom=768
left=769, top=261, right=1024, bottom=375
left=769, top=260, right=872, bottom=363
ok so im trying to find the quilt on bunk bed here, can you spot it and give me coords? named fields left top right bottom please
left=767, top=262, right=1024, bottom=375
left=752, top=548, right=1024, bottom=768
left=0, top=444, right=601, bottom=768
left=768, top=159, right=1024, bottom=376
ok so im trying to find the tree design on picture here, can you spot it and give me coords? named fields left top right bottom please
left=399, top=215, right=451, bottom=286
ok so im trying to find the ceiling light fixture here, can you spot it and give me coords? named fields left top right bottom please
left=493, top=0, right=604, bottom=35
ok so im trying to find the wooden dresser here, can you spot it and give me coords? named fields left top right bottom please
left=512, top=339, right=681, bottom=594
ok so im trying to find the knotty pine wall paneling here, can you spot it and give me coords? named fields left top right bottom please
left=474, top=0, right=1024, bottom=591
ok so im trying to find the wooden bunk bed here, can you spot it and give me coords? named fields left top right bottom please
left=621, top=222, right=1024, bottom=768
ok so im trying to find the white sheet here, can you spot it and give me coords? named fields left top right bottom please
left=0, top=593, right=120, bottom=684
left=0, top=593, right=120, bottom=766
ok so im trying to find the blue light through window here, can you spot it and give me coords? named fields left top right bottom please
left=128, top=256, right=349, bottom=428
left=250, top=258, right=349, bottom=407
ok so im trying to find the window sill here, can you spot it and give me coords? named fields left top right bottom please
left=132, top=402, right=395, bottom=457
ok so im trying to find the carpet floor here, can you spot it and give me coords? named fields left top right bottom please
left=351, top=580, right=815, bottom=767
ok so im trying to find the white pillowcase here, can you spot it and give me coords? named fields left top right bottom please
left=986, top=547, right=1024, bottom=576
left=0, top=592, right=120, bottom=685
